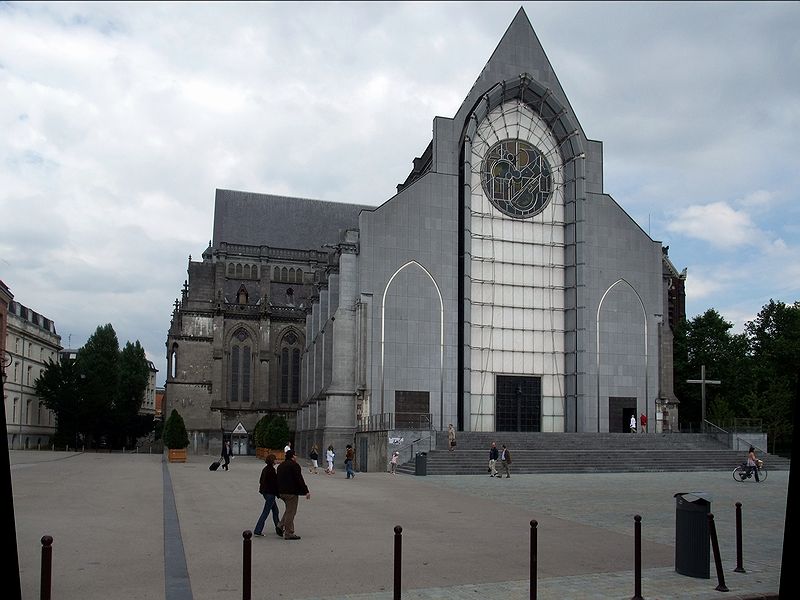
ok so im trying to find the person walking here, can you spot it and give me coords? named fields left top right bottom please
left=345, top=444, right=356, bottom=479
left=629, top=414, right=637, bottom=433
left=253, top=454, right=283, bottom=538
left=746, top=446, right=761, bottom=482
left=284, top=441, right=292, bottom=455
left=448, top=423, right=457, bottom=451
left=640, top=413, right=648, bottom=433
left=309, top=445, right=319, bottom=474
left=221, top=439, right=231, bottom=471
left=488, top=441, right=499, bottom=477
left=325, top=445, right=335, bottom=474
left=499, top=444, right=512, bottom=478
left=276, top=449, right=311, bottom=540
left=390, top=451, right=399, bottom=474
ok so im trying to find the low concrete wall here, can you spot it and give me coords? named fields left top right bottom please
left=355, top=429, right=436, bottom=473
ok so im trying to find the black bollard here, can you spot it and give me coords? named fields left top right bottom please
left=707, top=514, right=729, bottom=592
left=632, top=515, right=643, bottom=600
left=734, top=502, right=745, bottom=573
left=242, top=530, right=252, bottom=600
left=394, top=525, right=403, bottom=600
left=40, top=535, right=53, bottom=600
left=530, top=520, right=538, bottom=600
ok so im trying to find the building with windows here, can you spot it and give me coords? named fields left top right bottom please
left=165, top=9, right=685, bottom=459
left=139, top=361, right=159, bottom=417
left=4, top=294, right=61, bottom=449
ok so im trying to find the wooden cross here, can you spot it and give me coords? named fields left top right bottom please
left=686, top=365, right=721, bottom=431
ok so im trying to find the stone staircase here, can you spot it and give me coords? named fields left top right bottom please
left=395, top=432, right=791, bottom=475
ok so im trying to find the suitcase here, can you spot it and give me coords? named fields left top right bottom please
left=209, top=461, right=221, bottom=471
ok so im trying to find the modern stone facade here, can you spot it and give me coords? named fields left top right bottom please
left=166, top=9, right=686, bottom=459
left=4, top=296, right=61, bottom=449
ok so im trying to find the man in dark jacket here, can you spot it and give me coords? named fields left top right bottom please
left=276, top=449, right=311, bottom=540
left=253, top=454, right=283, bottom=537
left=500, top=444, right=511, bottom=478
left=488, top=442, right=499, bottom=477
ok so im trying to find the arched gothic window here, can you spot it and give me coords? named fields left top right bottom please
left=295, top=268, right=303, bottom=283
left=278, top=330, right=302, bottom=404
left=170, top=344, right=178, bottom=379
left=236, top=264, right=243, bottom=278
left=252, top=265, right=259, bottom=279
left=244, top=264, right=251, bottom=279
left=227, top=263, right=235, bottom=277
left=273, top=267, right=280, bottom=280
left=281, top=267, right=288, bottom=282
left=229, top=328, right=252, bottom=404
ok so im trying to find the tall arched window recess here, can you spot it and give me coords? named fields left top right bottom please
left=229, top=328, right=252, bottom=404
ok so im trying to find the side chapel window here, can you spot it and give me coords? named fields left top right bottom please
left=229, top=328, right=252, bottom=403
left=279, top=330, right=302, bottom=404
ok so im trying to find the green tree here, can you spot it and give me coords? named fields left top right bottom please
left=35, top=357, right=86, bottom=447
left=116, top=341, right=153, bottom=448
left=34, top=323, right=155, bottom=449
left=745, top=300, right=800, bottom=453
left=76, top=324, right=119, bottom=446
left=163, top=409, right=189, bottom=449
left=674, top=309, right=751, bottom=427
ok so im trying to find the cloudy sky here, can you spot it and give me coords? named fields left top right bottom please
left=2, top=1, right=798, bottom=385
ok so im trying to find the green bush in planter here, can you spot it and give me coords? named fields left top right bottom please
left=263, top=416, right=290, bottom=450
left=163, top=409, right=189, bottom=450
left=254, top=414, right=274, bottom=449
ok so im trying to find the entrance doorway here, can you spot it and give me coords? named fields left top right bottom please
left=609, top=397, right=637, bottom=433
left=496, top=375, right=541, bottom=432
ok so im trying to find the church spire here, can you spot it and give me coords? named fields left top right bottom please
left=454, top=7, right=584, bottom=138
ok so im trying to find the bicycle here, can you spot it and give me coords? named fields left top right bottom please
left=732, top=460, right=768, bottom=482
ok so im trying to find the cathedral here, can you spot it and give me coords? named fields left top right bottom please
left=164, top=9, right=686, bottom=465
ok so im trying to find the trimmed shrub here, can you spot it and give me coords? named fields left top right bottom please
left=163, top=409, right=189, bottom=449
left=263, top=416, right=290, bottom=450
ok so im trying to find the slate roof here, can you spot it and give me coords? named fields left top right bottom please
left=212, top=189, right=367, bottom=250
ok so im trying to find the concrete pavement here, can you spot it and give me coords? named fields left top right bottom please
left=11, top=450, right=786, bottom=599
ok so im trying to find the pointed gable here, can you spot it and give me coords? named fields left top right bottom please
left=453, top=8, right=585, bottom=138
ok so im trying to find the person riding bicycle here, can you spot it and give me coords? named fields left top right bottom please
left=745, top=446, right=761, bottom=482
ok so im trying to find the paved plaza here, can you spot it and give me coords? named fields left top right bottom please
left=11, top=451, right=786, bottom=599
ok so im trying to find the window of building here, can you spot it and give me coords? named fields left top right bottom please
left=229, top=328, right=252, bottom=404
left=273, top=267, right=280, bottom=281
left=237, top=285, right=248, bottom=305
left=295, top=268, right=303, bottom=283
left=236, top=263, right=243, bottom=278
left=244, top=264, right=251, bottom=279
left=278, top=330, right=302, bottom=404
left=227, top=263, right=235, bottom=277
left=281, top=267, right=288, bottom=282
left=170, top=344, right=178, bottom=379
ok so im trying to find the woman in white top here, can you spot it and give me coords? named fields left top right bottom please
left=326, top=445, right=335, bottom=474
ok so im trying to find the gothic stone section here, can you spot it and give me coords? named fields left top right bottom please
left=164, top=191, right=363, bottom=455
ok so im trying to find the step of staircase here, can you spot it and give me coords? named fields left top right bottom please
left=395, top=433, right=790, bottom=475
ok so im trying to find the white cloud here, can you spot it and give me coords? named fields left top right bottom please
left=666, top=202, right=761, bottom=248
left=1, top=1, right=799, bottom=385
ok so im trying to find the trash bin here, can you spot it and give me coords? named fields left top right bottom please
left=674, top=492, right=712, bottom=579
left=414, top=452, right=427, bottom=476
